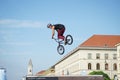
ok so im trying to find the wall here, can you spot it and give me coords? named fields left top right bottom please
left=26, top=76, right=104, bottom=80
left=117, top=44, right=120, bottom=80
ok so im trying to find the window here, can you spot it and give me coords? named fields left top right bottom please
left=113, top=54, right=117, bottom=59
left=88, top=53, right=92, bottom=59
left=105, top=63, right=108, bottom=70
left=105, top=53, right=108, bottom=59
left=66, top=70, right=69, bottom=75
left=96, top=63, right=100, bottom=70
left=62, top=70, right=64, bottom=75
left=88, top=63, right=92, bottom=70
left=96, top=53, right=100, bottom=59
left=113, top=63, right=117, bottom=70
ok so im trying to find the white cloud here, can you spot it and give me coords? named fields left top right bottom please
left=0, top=19, right=45, bottom=28
left=0, top=42, right=34, bottom=46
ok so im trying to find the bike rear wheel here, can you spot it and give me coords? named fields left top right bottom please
left=57, top=45, right=65, bottom=55
left=66, top=35, right=73, bottom=45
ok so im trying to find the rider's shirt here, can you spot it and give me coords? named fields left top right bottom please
left=53, top=24, right=65, bottom=31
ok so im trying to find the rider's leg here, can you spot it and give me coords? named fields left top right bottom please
left=57, top=28, right=65, bottom=40
left=58, top=28, right=67, bottom=45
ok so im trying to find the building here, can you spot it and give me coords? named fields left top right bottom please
left=116, top=43, right=120, bottom=80
left=22, top=59, right=33, bottom=80
left=36, top=70, right=46, bottom=76
left=27, top=59, right=33, bottom=76
left=0, top=68, right=7, bottom=80
left=54, top=35, right=120, bottom=79
left=36, top=67, right=55, bottom=76
left=31, top=64, right=104, bottom=80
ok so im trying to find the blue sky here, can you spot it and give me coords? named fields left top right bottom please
left=0, top=0, right=120, bottom=80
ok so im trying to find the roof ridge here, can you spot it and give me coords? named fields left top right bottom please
left=80, top=34, right=120, bottom=48
left=93, top=34, right=120, bottom=36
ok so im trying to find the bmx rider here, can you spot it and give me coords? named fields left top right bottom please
left=47, top=23, right=67, bottom=44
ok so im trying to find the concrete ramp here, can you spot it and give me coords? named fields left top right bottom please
left=26, top=75, right=104, bottom=80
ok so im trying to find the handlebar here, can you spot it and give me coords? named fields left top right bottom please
left=52, top=37, right=59, bottom=42
left=52, top=37, right=64, bottom=44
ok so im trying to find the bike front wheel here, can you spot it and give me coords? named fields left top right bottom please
left=66, top=35, right=73, bottom=45
left=57, top=45, right=65, bottom=55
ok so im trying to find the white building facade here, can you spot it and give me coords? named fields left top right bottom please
left=55, top=47, right=117, bottom=79
left=27, top=59, right=33, bottom=76
left=54, top=35, right=120, bottom=79
left=117, top=43, right=120, bottom=80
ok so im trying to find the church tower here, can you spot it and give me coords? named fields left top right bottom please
left=27, top=59, right=33, bottom=76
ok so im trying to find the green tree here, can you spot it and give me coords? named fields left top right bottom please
left=89, top=71, right=110, bottom=80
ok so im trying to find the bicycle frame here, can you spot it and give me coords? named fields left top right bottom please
left=53, top=38, right=64, bottom=45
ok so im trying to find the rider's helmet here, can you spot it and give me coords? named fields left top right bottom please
left=47, top=23, right=52, bottom=28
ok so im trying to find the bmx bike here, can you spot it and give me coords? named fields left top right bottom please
left=53, top=35, right=73, bottom=55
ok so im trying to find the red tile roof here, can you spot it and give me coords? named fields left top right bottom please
left=80, top=35, right=120, bottom=48
left=36, top=70, right=46, bottom=76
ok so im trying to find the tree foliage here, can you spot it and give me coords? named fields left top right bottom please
left=89, top=71, right=110, bottom=80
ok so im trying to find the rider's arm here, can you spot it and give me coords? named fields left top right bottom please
left=52, top=26, right=55, bottom=38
